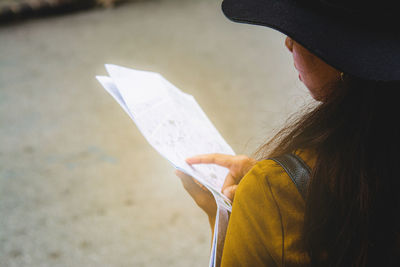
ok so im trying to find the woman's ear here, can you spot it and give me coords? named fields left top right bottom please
left=285, top=36, right=294, bottom=53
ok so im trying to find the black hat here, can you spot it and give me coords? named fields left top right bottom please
left=222, top=0, right=400, bottom=81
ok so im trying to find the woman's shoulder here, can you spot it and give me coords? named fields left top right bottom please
left=225, top=149, right=315, bottom=266
left=250, top=148, right=315, bottom=175
left=237, top=149, right=315, bottom=204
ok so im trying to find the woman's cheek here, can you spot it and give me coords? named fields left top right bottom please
left=293, top=46, right=317, bottom=72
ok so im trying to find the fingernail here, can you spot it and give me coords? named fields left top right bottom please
left=223, top=188, right=230, bottom=198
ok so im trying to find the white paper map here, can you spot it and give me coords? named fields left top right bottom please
left=97, top=64, right=234, bottom=267
left=96, top=64, right=235, bottom=210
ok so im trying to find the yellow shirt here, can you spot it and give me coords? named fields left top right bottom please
left=221, top=150, right=315, bottom=267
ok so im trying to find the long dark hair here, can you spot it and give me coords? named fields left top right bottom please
left=255, top=76, right=400, bottom=266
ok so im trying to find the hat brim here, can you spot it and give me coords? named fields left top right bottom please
left=222, top=0, right=400, bottom=81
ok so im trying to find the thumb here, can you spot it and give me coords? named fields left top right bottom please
left=222, top=185, right=238, bottom=202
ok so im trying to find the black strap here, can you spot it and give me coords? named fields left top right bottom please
left=269, top=153, right=311, bottom=199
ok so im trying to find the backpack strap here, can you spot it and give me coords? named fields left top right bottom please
left=269, top=153, right=311, bottom=199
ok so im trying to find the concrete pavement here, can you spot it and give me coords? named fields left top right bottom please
left=0, top=0, right=310, bottom=266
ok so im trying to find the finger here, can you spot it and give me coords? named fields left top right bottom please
left=192, top=178, right=209, bottom=191
left=221, top=172, right=238, bottom=193
left=175, top=170, right=190, bottom=179
left=175, top=170, right=216, bottom=214
left=222, top=185, right=238, bottom=201
left=185, top=153, right=235, bottom=167
left=175, top=170, right=210, bottom=196
left=175, top=170, right=208, bottom=191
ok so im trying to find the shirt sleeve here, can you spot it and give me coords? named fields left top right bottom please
left=220, top=159, right=307, bottom=267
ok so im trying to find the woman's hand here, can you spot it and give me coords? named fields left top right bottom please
left=175, top=170, right=217, bottom=227
left=186, top=154, right=257, bottom=201
left=176, top=154, right=257, bottom=226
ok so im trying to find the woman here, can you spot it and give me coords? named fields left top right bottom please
left=176, top=0, right=400, bottom=266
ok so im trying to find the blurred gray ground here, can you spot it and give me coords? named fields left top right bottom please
left=0, top=0, right=311, bottom=266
